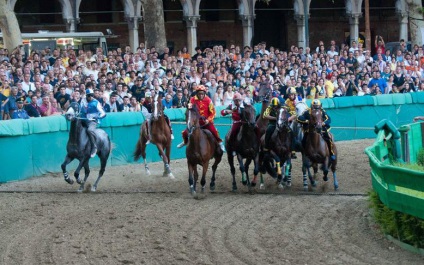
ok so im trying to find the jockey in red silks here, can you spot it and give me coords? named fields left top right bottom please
left=177, top=85, right=226, bottom=152
left=221, top=92, right=261, bottom=152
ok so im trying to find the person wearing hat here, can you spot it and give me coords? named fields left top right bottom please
left=177, top=85, right=225, bottom=152
left=297, top=99, right=336, bottom=160
left=284, top=87, right=301, bottom=158
left=11, top=96, right=29, bottom=119
left=80, top=88, right=106, bottom=157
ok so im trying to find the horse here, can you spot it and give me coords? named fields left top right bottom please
left=185, top=104, right=223, bottom=198
left=61, top=102, right=111, bottom=192
left=258, top=106, right=292, bottom=189
left=285, top=100, right=317, bottom=191
left=134, top=94, right=174, bottom=178
left=303, top=107, right=338, bottom=190
left=225, top=103, right=259, bottom=192
left=255, top=82, right=272, bottom=136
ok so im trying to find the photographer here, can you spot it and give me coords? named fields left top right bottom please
left=345, top=74, right=360, bottom=96
left=375, top=35, right=386, bottom=54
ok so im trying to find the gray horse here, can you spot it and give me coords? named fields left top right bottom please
left=61, top=103, right=111, bottom=192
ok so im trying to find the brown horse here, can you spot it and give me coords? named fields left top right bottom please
left=134, top=94, right=174, bottom=178
left=255, top=82, right=272, bottom=136
left=304, top=108, right=338, bottom=190
left=258, top=106, right=292, bottom=189
left=225, top=103, right=259, bottom=192
left=185, top=105, right=223, bottom=198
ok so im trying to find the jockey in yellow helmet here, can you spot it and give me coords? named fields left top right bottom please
left=297, top=99, right=336, bottom=160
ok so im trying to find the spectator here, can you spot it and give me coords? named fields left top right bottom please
left=25, top=94, right=41, bottom=117
left=11, top=96, right=30, bottom=119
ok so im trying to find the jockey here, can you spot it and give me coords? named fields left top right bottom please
left=297, top=99, right=336, bottom=160
left=263, top=97, right=280, bottom=152
left=284, top=87, right=299, bottom=158
left=81, top=88, right=106, bottom=157
left=142, top=91, right=174, bottom=145
left=221, top=93, right=261, bottom=156
left=177, top=85, right=226, bottom=152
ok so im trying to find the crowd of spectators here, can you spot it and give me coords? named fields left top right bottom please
left=1, top=35, right=423, bottom=120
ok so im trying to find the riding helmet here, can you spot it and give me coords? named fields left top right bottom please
left=289, top=87, right=297, bottom=94
left=233, top=92, right=242, bottom=101
left=86, top=89, right=94, bottom=96
left=312, top=99, right=322, bottom=109
left=270, top=97, right=280, bottom=107
left=196, top=85, right=207, bottom=92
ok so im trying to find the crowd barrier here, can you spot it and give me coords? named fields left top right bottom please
left=365, top=119, right=424, bottom=219
left=2, top=93, right=424, bottom=183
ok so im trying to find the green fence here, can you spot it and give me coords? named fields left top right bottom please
left=365, top=119, right=424, bottom=219
left=2, top=93, right=424, bottom=184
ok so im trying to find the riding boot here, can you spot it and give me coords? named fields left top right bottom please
left=219, top=141, right=226, bottom=152
left=323, top=131, right=336, bottom=160
left=177, top=136, right=188, bottom=148
left=87, top=123, right=97, bottom=158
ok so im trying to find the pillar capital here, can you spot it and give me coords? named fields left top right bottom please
left=239, top=14, right=255, bottom=27
left=125, top=16, right=142, bottom=30
left=184, top=15, right=200, bottom=28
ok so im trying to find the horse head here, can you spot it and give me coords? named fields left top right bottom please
left=186, top=104, right=200, bottom=134
left=151, top=94, right=164, bottom=121
left=295, top=100, right=308, bottom=116
left=65, top=102, right=81, bottom=121
left=277, top=106, right=290, bottom=130
left=257, top=83, right=271, bottom=102
left=241, top=104, right=256, bottom=128
left=310, top=108, right=323, bottom=133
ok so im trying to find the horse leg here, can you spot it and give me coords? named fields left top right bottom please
left=78, top=161, right=90, bottom=192
left=164, top=144, right=174, bottom=179
left=330, top=160, right=339, bottom=191
left=228, top=153, right=237, bottom=192
left=244, top=158, right=255, bottom=193
left=237, top=155, right=247, bottom=186
left=322, top=158, right=330, bottom=182
left=188, top=163, right=197, bottom=198
left=200, top=163, right=208, bottom=193
left=61, top=155, right=74, bottom=184
left=141, top=141, right=150, bottom=176
left=157, top=144, right=171, bottom=178
left=251, top=154, right=260, bottom=188
left=92, top=156, right=108, bottom=192
left=210, top=150, right=222, bottom=192
left=74, top=159, right=87, bottom=187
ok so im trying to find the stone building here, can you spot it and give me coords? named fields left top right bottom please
left=8, top=0, right=422, bottom=53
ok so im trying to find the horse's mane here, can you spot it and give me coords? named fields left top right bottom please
left=295, top=101, right=308, bottom=115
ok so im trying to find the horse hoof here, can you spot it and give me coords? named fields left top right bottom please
left=259, top=184, right=265, bottom=190
left=242, top=180, right=247, bottom=186
left=76, top=179, right=83, bottom=185
left=285, top=181, right=292, bottom=187
left=323, top=176, right=329, bottom=182
left=334, top=185, right=339, bottom=191
left=311, top=181, right=317, bottom=187
left=210, top=184, right=215, bottom=191
left=65, top=178, right=74, bottom=185
left=278, top=183, right=284, bottom=190
left=167, top=173, right=175, bottom=179
left=91, top=186, right=97, bottom=192
left=192, top=191, right=198, bottom=199
left=251, top=182, right=256, bottom=187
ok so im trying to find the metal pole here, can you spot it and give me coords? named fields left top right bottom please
left=304, top=0, right=309, bottom=48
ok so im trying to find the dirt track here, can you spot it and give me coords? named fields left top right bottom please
left=0, top=139, right=423, bottom=264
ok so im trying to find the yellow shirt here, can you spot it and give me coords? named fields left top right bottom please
left=324, top=80, right=334, bottom=98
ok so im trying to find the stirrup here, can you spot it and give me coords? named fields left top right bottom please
left=171, top=134, right=175, bottom=140
left=330, top=155, right=336, bottom=161
left=177, top=141, right=186, bottom=148
left=146, top=140, right=151, bottom=145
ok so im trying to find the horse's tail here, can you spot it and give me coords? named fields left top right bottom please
left=134, top=139, right=143, bottom=161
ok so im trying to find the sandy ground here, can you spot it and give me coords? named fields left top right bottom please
left=0, top=139, right=423, bottom=265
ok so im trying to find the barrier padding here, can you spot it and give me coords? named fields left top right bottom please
left=320, top=98, right=335, bottom=109
left=164, top=107, right=186, bottom=121
left=411, top=92, right=424, bottom=103
left=333, top=97, right=357, bottom=108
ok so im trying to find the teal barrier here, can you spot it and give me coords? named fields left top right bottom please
left=2, top=93, right=424, bottom=183
left=365, top=119, right=424, bottom=219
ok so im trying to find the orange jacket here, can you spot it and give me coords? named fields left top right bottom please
left=190, top=95, right=216, bottom=124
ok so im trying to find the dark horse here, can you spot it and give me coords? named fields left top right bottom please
left=285, top=101, right=317, bottom=191
left=61, top=102, right=111, bottom=192
left=225, top=103, right=259, bottom=192
left=258, top=106, right=292, bottom=189
left=304, top=107, right=338, bottom=190
left=134, top=94, right=174, bottom=178
left=185, top=105, right=223, bottom=198
left=255, top=82, right=272, bottom=136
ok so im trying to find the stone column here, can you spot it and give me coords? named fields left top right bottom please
left=65, top=18, right=80, bottom=33
left=184, top=15, right=200, bottom=55
left=295, top=15, right=305, bottom=49
left=349, top=13, right=361, bottom=45
left=398, top=12, right=408, bottom=41
left=126, top=16, right=142, bottom=53
left=240, top=15, right=255, bottom=47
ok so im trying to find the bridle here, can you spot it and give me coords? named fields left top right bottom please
left=309, top=108, right=323, bottom=134
left=277, top=107, right=290, bottom=131
left=152, top=94, right=163, bottom=121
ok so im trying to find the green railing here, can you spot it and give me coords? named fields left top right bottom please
left=365, top=119, right=424, bottom=219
